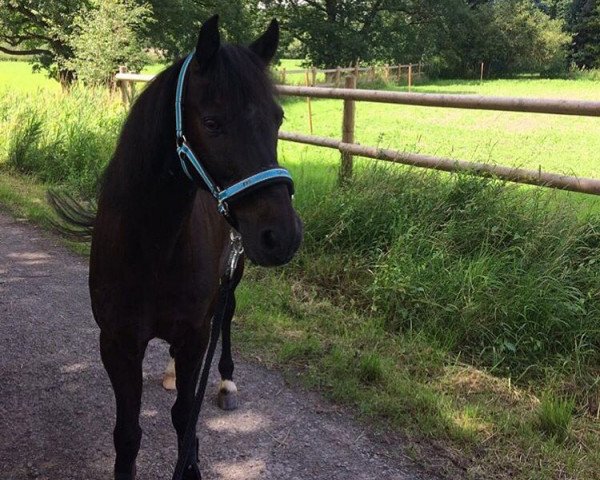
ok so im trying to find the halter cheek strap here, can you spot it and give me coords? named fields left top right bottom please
left=175, top=52, right=294, bottom=216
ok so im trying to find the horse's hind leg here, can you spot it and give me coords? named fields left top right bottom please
left=162, top=345, right=177, bottom=391
left=100, top=331, right=147, bottom=480
left=162, top=296, right=239, bottom=409
left=217, top=292, right=238, bottom=410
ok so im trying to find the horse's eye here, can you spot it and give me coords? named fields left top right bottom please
left=202, top=118, right=221, bottom=134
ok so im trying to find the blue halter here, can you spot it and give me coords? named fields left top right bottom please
left=175, top=52, right=294, bottom=216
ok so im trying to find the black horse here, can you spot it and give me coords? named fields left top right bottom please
left=51, top=15, right=302, bottom=480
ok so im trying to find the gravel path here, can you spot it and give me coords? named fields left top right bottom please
left=0, top=211, right=431, bottom=480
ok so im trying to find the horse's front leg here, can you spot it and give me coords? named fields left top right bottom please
left=217, top=258, right=244, bottom=410
left=100, top=330, right=147, bottom=480
left=171, top=329, right=209, bottom=480
left=217, top=292, right=238, bottom=410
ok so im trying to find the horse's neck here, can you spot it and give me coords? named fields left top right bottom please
left=141, top=165, right=198, bottom=248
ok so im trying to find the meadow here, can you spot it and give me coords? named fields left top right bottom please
left=1, top=59, right=599, bottom=479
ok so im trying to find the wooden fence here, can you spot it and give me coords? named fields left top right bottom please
left=275, top=62, right=423, bottom=89
left=114, top=70, right=600, bottom=196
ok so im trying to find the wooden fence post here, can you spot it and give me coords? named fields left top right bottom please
left=118, top=66, right=131, bottom=106
left=408, top=64, right=413, bottom=92
left=305, top=71, right=314, bottom=134
left=335, top=67, right=341, bottom=87
left=311, top=66, right=317, bottom=86
left=480, top=61, right=485, bottom=83
left=340, top=75, right=357, bottom=184
left=384, top=64, right=390, bottom=82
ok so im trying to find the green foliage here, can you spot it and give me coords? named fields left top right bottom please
left=146, top=0, right=262, bottom=60
left=0, top=0, right=83, bottom=83
left=536, top=393, right=575, bottom=441
left=267, top=0, right=571, bottom=77
left=268, top=0, right=445, bottom=67
left=67, top=0, right=153, bottom=85
left=429, top=0, right=570, bottom=77
left=357, top=353, right=386, bottom=385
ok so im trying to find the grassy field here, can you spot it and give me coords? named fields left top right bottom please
left=1, top=60, right=600, bottom=479
left=280, top=78, right=600, bottom=180
left=0, top=61, right=61, bottom=93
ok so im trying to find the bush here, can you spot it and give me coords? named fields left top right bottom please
left=431, top=0, right=570, bottom=77
left=66, top=0, right=153, bottom=85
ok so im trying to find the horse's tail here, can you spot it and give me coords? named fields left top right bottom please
left=46, top=190, right=96, bottom=242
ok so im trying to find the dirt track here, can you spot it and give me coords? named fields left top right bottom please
left=0, top=211, right=431, bottom=480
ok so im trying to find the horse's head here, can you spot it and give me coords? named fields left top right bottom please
left=183, top=15, right=302, bottom=267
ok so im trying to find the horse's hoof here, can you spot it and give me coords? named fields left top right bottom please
left=162, top=358, right=176, bottom=391
left=217, top=380, right=238, bottom=410
left=183, top=462, right=202, bottom=480
left=115, top=465, right=136, bottom=480
left=115, top=475, right=134, bottom=480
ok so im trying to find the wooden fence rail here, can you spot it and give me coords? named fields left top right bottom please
left=279, top=131, right=600, bottom=195
left=114, top=70, right=600, bottom=196
left=277, top=85, right=600, bottom=117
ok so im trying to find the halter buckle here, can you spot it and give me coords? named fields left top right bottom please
left=217, top=200, right=229, bottom=217
left=227, top=230, right=244, bottom=279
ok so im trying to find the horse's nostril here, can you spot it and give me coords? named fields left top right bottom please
left=261, top=229, right=279, bottom=251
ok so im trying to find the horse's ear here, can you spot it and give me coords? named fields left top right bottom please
left=249, top=19, right=279, bottom=65
left=195, top=15, right=220, bottom=67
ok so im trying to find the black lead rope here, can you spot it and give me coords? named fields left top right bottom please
left=172, top=234, right=243, bottom=480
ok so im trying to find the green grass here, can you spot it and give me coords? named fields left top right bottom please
left=0, top=61, right=59, bottom=93
left=1, top=62, right=600, bottom=479
left=536, top=393, right=575, bottom=442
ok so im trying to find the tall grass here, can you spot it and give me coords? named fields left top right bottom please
left=286, top=161, right=600, bottom=399
left=0, top=87, right=124, bottom=197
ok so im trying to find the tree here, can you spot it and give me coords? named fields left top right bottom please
left=146, top=0, right=263, bottom=60
left=482, top=0, right=569, bottom=75
left=424, top=0, right=569, bottom=77
left=263, top=0, right=434, bottom=67
left=67, top=0, right=153, bottom=86
left=0, top=0, right=263, bottom=85
left=570, top=0, right=600, bottom=68
left=0, top=0, right=84, bottom=85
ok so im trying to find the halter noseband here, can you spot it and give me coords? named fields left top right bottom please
left=175, top=52, right=294, bottom=217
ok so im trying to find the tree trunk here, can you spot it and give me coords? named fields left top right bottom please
left=58, top=69, right=76, bottom=89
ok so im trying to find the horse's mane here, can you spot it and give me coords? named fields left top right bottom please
left=98, top=57, right=184, bottom=211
